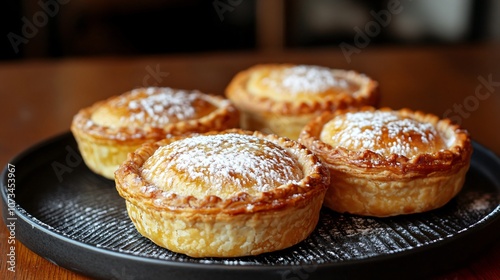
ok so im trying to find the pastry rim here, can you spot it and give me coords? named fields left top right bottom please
left=225, top=63, right=379, bottom=115
left=299, top=106, right=472, bottom=176
left=114, top=129, right=330, bottom=215
left=71, top=88, right=239, bottom=142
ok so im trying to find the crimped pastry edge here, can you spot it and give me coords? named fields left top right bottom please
left=71, top=88, right=240, bottom=142
left=225, top=63, right=380, bottom=115
left=299, top=106, right=473, bottom=178
left=125, top=192, right=325, bottom=257
left=70, top=87, right=240, bottom=179
left=114, top=129, right=330, bottom=215
left=322, top=163, right=469, bottom=217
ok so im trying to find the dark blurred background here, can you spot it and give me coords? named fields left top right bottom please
left=2, top=0, right=499, bottom=60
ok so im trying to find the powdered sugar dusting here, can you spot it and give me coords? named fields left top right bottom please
left=122, top=87, right=203, bottom=126
left=467, top=193, right=494, bottom=212
left=141, top=134, right=303, bottom=198
left=263, top=65, right=349, bottom=94
left=322, top=111, right=444, bottom=158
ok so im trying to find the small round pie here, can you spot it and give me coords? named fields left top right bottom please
left=299, top=107, right=472, bottom=217
left=71, top=87, right=239, bottom=179
left=114, top=129, right=329, bottom=257
left=225, top=64, right=379, bottom=139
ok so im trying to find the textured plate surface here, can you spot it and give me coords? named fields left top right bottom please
left=2, top=132, right=500, bottom=280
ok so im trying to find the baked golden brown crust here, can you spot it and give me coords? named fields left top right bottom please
left=71, top=87, right=239, bottom=179
left=225, top=64, right=379, bottom=139
left=299, top=107, right=472, bottom=217
left=115, top=129, right=329, bottom=257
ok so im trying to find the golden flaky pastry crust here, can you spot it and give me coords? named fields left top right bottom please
left=225, top=64, right=379, bottom=139
left=71, top=87, right=239, bottom=179
left=299, top=107, right=472, bottom=217
left=115, top=129, right=329, bottom=257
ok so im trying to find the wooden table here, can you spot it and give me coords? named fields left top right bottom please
left=1, top=44, right=499, bottom=279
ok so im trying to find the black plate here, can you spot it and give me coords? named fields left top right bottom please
left=2, top=132, right=500, bottom=280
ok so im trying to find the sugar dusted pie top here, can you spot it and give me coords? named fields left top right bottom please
left=225, top=64, right=379, bottom=116
left=90, top=87, right=217, bottom=128
left=262, top=65, right=351, bottom=94
left=141, top=133, right=304, bottom=199
left=320, top=110, right=448, bottom=158
left=248, top=65, right=360, bottom=99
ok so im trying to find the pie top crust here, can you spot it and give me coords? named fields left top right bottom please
left=299, top=107, right=472, bottom=177
left=72, top=87, right=239, bottom=142
left=115, top=129, right=329, bottom=215
left=225, top=64, right=379, bottom=115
